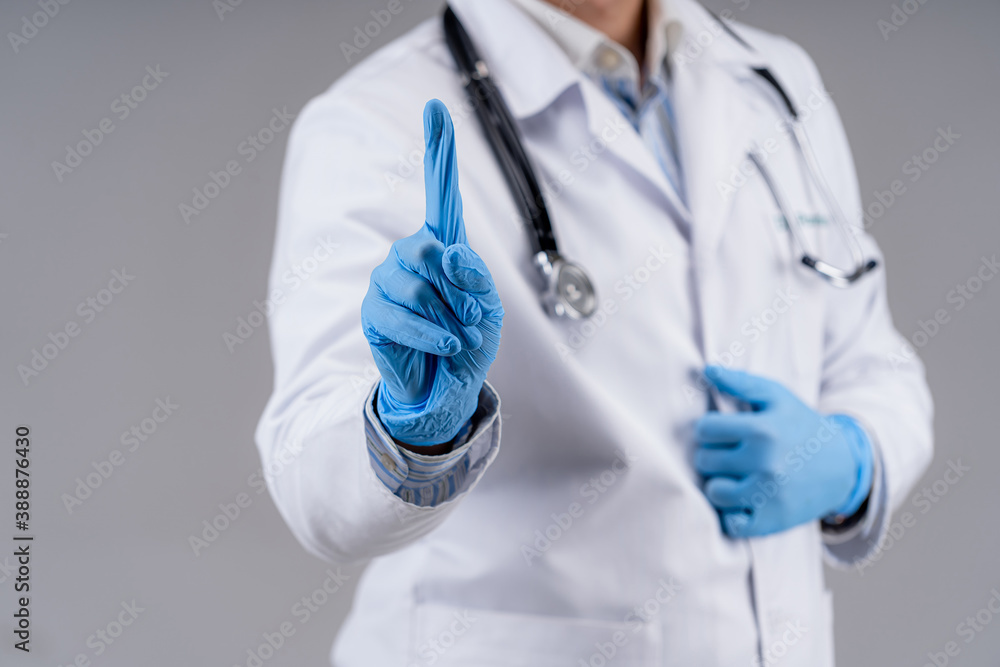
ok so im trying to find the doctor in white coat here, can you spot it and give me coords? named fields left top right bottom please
left=256, top=0, right=933, bottom=664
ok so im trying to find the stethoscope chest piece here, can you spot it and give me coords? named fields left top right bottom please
left=535, top=251, right=597, bottom=319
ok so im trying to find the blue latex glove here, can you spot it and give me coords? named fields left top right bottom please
left=694, top=366, right=873, bottom=538
left=361, top=99, right=504, bottom=447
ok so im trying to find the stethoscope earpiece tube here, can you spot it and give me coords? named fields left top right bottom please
left=745, top=63, right=879, bottom=287
left=751, top=67, right=797, bottom=120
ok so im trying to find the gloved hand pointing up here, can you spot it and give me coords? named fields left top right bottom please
left=361, top=99, right=504, bottom=447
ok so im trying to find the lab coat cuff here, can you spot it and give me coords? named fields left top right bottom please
left=364, top=380, right=500, bottom=507
left=821, top=413, right=890, bottom=569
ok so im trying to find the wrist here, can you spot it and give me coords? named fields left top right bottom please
left=825, top=414, right=874, bottom=520
left=375, top=377, right=477, bottom=447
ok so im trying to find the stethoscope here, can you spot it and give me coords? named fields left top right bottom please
left=442, top=5, right=878, bottom=319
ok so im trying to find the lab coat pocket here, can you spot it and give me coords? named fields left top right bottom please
left=411, top=602, right=662, bottom=667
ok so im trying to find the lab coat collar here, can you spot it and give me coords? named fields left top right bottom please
left=509, top=0, right=670, bottom=89
left=506, top=0, right=609, bottom=74
left=448, top=0, right=772, bottom=252
left=447, top=0, right=583, bottom=121
left=664, top=0, right=769, bottom=71
left=447, top=0, right=695, bottom=222
left=666, top=0, right=774, bottom=269
left=447, top=0, right=766, bottom=121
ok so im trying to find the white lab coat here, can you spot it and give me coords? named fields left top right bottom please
left=255, top=0, right=933, bottom=664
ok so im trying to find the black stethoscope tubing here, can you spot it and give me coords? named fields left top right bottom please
left=442, top=4, right=876, bottom=309
left=443, top=6, right=557, bottom=254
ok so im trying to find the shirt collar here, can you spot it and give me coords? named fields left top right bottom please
left=446, top=0, right=764, bottom=121
left=508, top=0, right=683, bottom=86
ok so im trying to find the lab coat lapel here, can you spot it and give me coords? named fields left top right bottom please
left=579, top=82, right=693, bottom=230
left=666, top=0, right=771, bottom=260
left=665, top=0, right=773, bottom=368
left=451, top=0, right=693, bottom=231
left=671, top=57, right=759, bottom=265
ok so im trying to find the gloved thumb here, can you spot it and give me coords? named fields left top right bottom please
left=443, top=244, right=493, bottom=296
left=704, top=365, right=780, bottom=408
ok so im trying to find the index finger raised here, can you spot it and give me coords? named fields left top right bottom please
left=422, top=98, right=467, bottom=247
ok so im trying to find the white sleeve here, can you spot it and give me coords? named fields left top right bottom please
left=776, top=39, right=935, bottom=566
left=254, top=90, right=502, bottom=565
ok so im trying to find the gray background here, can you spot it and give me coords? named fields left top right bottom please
left=2, top=0, right=997, bottom=664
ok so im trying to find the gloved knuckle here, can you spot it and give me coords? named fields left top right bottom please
left=391, top=235, right=414, bottom=257
left=370, top=261, right=389, bottom=285
left=759, top=449, right=781, bottom=474
left=361, top=292, right=380, bottom=316
left=756, top=420, right=779, bottom=442
left=408, top=280, right=435, bottom=303
left=416, top=239, right=444, bottom=264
